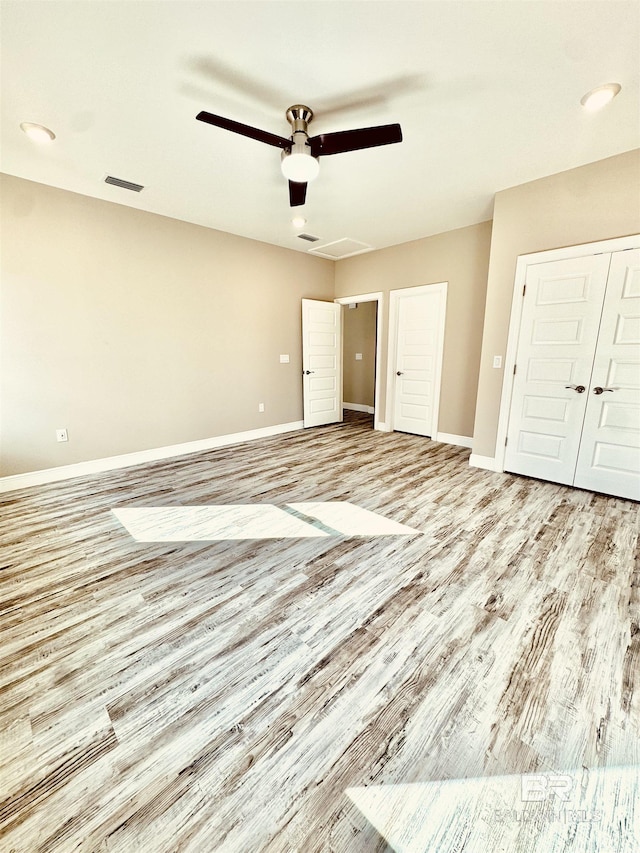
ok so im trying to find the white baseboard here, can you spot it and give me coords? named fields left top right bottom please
left=436, top=432, right=473, bottom=449
left=343, top=402, right=375, bottom=414
left=469, top=453, right=502, bottom=472
left=0, top=421, right=305, bottom=493
left=376, top=422, right=391, bottom=432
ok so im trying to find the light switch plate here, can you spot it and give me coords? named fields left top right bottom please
left=355, top=353, right=363, bottom=361
left=279, top=354, right=290, bottom=363
left=493, top=355, right=502, bottom=369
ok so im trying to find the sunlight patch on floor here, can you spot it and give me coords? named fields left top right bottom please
left=346, top=766, right=639, bottom=852
left=112, top=502, right=420, bottom=542
left=289, top=502, right=418, bottom=536
left=112, top=505, right=328, bottom=542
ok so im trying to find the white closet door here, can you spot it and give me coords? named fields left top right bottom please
left=574, top=249, right=640, bottom=500
left=504, top=254, right=611, bottom=485
left=391, top=285, right=446, bottom=437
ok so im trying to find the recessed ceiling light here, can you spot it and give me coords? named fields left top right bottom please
left=580, top=83, right=621, bottom=112
left=292, top=216, right=307, bottom=229
left=20, top=122, right=56, bottom=143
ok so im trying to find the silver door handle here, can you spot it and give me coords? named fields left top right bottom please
left=303, top=370, right=315, bottom=375
left=593, top=386, right=614, bottom=394
left=565, top=385, right=585, bottom=393
left=396, top=371, right=403, bottom=376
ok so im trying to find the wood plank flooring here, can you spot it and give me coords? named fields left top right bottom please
left=1, top=412, right=638, bottom=852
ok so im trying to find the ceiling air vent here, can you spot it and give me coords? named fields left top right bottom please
left=297, top=233, right=320, bottom=242
left=105, top=175, right=144, bottom=192
left=309, top=238, right=373, bottom=260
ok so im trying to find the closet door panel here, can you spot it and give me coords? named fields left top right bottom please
left=504, top=254, right=610, bottom=485
left=574, top=249, right=640, bottom=500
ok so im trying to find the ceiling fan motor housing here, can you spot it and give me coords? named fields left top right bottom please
left=286, top=105, right=314, bottom=134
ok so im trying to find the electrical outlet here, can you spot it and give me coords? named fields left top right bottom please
left=258, top=403, right=265, bottom=413
left=56, top=428, right=68, bottom=442
left=279, top=354, right=290, bottom=363
left=355, top=353, right=363, bottom=361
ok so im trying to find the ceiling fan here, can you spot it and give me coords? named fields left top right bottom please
left=196, top=105, right=403, bottom=206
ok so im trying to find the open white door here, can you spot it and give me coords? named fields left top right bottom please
left=302, top=299, right=342, bottom=428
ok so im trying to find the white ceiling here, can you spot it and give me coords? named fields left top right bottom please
left=1, top=1, right=638, bottom=256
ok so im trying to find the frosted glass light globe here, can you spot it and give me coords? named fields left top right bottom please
left=281, top=152, right=320, bottom=183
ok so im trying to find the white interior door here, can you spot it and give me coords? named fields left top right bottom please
left=574, top=249, right=640, bottom=500
left=390, top=284, right=446, bottom=437
left=504, top=254, right=610, bottom=484
left=302, top=299, right=342, bottom=428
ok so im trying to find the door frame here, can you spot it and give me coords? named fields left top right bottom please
left=495, top=234, right=640, bottom=472
left=334, top=292, right=383, bottom=430
left=387, top=282, right=447, bottom=437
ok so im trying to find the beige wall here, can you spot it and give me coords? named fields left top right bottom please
left=473, top=149, right=640, bottom=459
left=335, top=221, right=492, bottom=438
left=6, top=151, right=634, bottom=477
left=343, top=301, right=377, bottom=408
left=0, top=175, right=334, bottom=476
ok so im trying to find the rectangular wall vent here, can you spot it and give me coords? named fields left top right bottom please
left=105, top=176, right=144, bottom=192
left=297, top=233, right=320, bottom=242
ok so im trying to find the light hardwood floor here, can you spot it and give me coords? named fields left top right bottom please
left=1, top=412, right=638, bottom=852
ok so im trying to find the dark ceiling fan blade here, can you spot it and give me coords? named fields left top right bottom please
left=196, top=111, right=290, bottom=150
left=288, top=180, right=307, bottom=207
left=309, top=123, right=402, bottom=157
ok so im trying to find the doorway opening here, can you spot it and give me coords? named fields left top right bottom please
left=335, top=292, right=383, bottom=431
